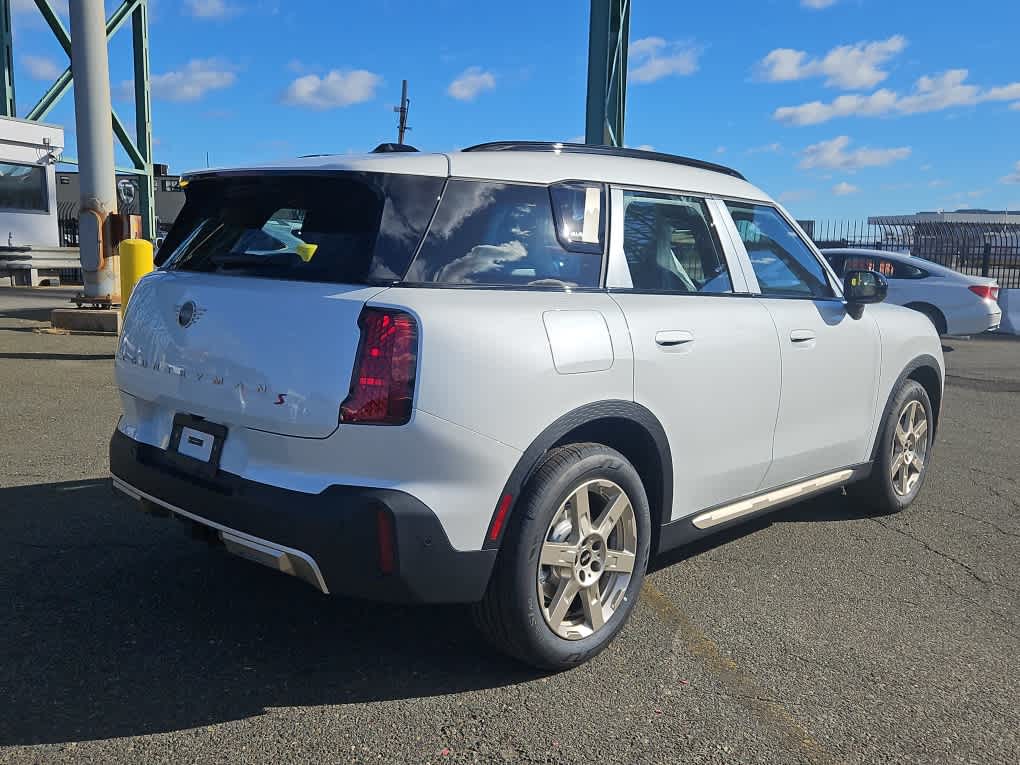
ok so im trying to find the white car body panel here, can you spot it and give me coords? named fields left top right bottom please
left=113, top=148, right=945, bottom=569
left=373, top=288, right=634, bottom=453
left=755, top=298, right=881, bottom=486
left=611, top=293, right=781, bottom=519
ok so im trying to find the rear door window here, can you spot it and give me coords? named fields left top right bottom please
left=621, top=191, right=733, bottom=293
left=404, top=180, right=603, bottom=287
left=162, top=172, right=443, bottom=283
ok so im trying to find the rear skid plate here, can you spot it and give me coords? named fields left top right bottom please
left=111, top=475, right=329, bottom=593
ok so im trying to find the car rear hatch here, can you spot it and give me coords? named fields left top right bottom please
left=116, top=167, right=445, bottom=438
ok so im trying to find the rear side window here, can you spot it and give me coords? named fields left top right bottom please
left=162, top=172, right=443, bottom=283
left=404, top=180, right=603, bottom=287
left=621, top=191, right=733, bottom=293
left=843, top=255, right=925, bottom=279
left=726, top=202, right=833, bottom=298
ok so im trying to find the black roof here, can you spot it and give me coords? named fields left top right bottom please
left=462, top=141, right=746, bottom=181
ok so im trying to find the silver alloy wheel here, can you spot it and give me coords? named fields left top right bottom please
left=891, top=399, right=929, bottom=497
left=537, top=479, right=638, bottom=640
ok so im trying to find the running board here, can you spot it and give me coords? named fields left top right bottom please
left=691, top=469, right=854, bottom=530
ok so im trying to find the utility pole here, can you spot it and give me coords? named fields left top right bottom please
left=585, top=0, right=630, bottom=147
left=69, top=0, right=119, bottom=301
left=393, top=79, right=410, bottom=144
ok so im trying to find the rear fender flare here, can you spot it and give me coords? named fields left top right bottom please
left=482, top=400, right=672, bottom=550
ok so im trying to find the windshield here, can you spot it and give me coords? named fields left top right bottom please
left=161, top=172, right=444, bottom=284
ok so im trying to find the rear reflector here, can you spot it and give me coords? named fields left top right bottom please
left=377, top=509, right=395, bottom=575
left=341, top=308, right=418, bottom=425
left=969, top=284, right=1000, bottom=301
left=488, top=493, right=514, bottom=542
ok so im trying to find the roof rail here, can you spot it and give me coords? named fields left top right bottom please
left=461, top=141, right=746, bottom=180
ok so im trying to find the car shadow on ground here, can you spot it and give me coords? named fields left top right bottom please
left=0, top=479, right=541, bottom=746
left=649, top=489, right=894, bottom=574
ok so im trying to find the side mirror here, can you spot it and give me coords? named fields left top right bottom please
left=844, top=269, right=888, bottom=307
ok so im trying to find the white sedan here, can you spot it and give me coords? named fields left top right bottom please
left=823, top=248, right=1002, bottom=336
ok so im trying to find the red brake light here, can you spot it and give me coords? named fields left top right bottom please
left=969, top=284, right=999, bottom=301
left=341, top=308, right=417, bottom=425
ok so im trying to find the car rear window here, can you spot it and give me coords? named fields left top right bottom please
left=161, top=172, right=444, bottom=284
left=403, top=180, right=604, bottom=288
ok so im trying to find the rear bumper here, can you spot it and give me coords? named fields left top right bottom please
left=109, top=430, right=496, bottom=603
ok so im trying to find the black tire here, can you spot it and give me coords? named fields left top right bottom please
left=472, top=443, right=651, bottom=670
left=852, top=379, right=934, bottom=514
left=907, top=303, right=948, bottom=337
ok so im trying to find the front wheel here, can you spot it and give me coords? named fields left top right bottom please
left=472, top=443, right=651, bottom=670
left=853, top=379, right=934, bottom=513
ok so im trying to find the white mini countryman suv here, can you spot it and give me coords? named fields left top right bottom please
left=111, top=141, right=943, bottom=669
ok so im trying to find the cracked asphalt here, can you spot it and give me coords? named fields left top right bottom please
left=1, top=287, right=1018, bottom=764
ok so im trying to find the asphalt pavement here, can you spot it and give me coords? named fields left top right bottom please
left=1, top=286, right=1017, bottom=764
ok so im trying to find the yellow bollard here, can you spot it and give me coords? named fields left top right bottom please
left=118, top=239, right=154, bottom=317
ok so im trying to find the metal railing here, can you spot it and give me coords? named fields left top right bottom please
left=810, top=219, right=1020, bottom=288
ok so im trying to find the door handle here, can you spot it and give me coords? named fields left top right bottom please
left=790, top=329, right=817, bottom=343
left=655, top=330, right=695, bottom=347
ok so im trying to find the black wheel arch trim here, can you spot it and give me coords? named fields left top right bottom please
left=870, top=353, right=943, bottom=462
left=482, top=400, right=673, bottom=551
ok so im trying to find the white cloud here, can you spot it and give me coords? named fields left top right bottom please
left=928, top=179, right=948, bottom=188
left=21, top=54, right=62, bottom=81
left=715, top=146, right=726, bottom=154
left=775, top=69, right=1020, bottom=125
left=632, top=144, right=656, bottom=152
left=757, top=35, right=906, bottom=90
left=185, top=0, right=237, bottom=18
left=802, top=0, right=838, bottom=8
left=832, top=181, right=860, bottom=195
left=800, top=136, right=910, bottom=171
left=629, top=37, right=700, bottom=84
left=145, top=59, right=236, bottom=102
left=1011, top=102, right=1020, bottom=111
left=283, top=69, right=382, bottom=109
left=1002, top=161, right=1020, bottom=184
left=447, top=67, right=495, bottom=101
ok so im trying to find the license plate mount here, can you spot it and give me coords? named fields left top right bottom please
left=168, top=414, right=227, bottom=478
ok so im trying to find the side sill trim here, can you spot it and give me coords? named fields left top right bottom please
left=111, top=474, right=331, bottom=594
left=691, top=469, right=854, bottom=529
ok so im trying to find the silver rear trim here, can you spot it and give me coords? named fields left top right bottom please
left=691, top=469, right=854, bottom=530
left=111, top=475, right=330, bottom=594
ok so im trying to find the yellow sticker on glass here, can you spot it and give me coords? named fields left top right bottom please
left=296, top=243, right=318, bottom=262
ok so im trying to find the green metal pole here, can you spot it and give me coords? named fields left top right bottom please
left=132, top=0, right=155, bottom=241
left=1, top=0, right=15, bottom=116
left=584, top=0, right=629, bottom=147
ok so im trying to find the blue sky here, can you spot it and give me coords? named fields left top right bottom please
left=10, top=0, right=1020, bottom=221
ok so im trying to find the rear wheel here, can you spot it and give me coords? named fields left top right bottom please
left=853, top=380, right=934, bottom=514
left=473, top=443, right=651, bottom=670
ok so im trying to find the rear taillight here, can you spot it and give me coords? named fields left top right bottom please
left=969, top=284, right=999, bottom=301
left=341, top=308, right=417, bottom=425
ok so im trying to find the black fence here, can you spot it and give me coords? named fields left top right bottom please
left=809, top=219, right=1020, bottom=288
left=58, top=217, right=79, bottom=247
